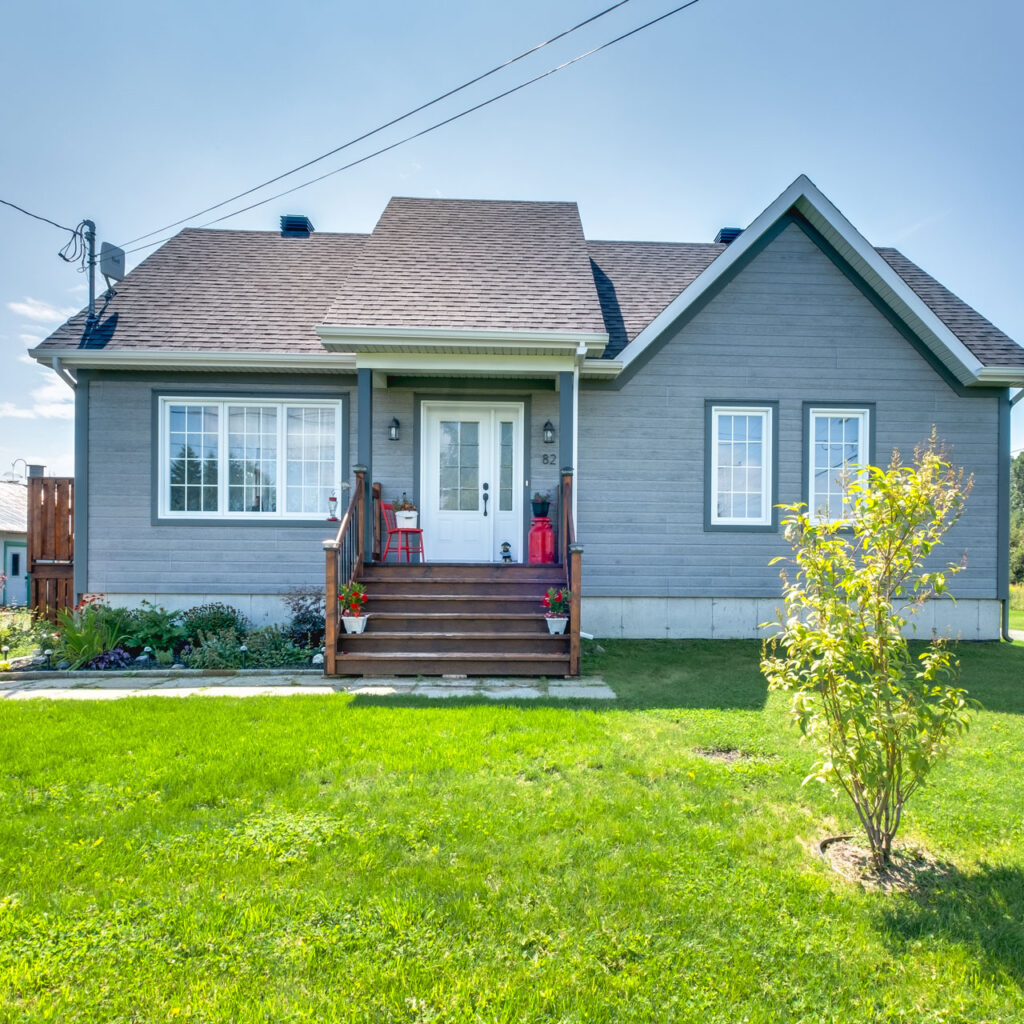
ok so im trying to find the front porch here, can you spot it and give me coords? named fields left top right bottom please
left=324, top=469, right=582, bottom=677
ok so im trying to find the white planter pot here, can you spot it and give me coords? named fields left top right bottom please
left=342, top=615, right=368, bottom=634
left=546, top=617, right=568, bottom=634
left=395, top=511, right=418, bottom=528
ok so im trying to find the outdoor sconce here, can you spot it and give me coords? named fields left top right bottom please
left=543, top=421, right=555, bottom=444
left=388, top=417, right=400, bottom=441
left=327, top=492, right=339, bottom=521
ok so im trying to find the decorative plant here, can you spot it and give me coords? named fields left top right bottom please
left=393, top=493, right=417, bottom=512
left=124, top=601, right=186, bottom=656
left=283, top=587, right=325, bottom=648
left=338, top=582, right=368, bottom=617
left=180, top=602, right=248, bottom=644
left=53, top=596, right=130, bottom=670
left=532, top=491, right=551, bottom=503
left=542, top=587, right=571, bottom=617
left=760, top=436, right=976, bottom=871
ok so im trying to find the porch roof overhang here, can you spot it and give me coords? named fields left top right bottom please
left=317, top=325, right=608, bottom=376
left=29, top=347, right=359, bottom=375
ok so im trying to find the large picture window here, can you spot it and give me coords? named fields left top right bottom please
left=806, top=407, right=870, bottom=522
left=160, top=397, right=343, bottom=520
left=707, top=404, right=775, bottom=528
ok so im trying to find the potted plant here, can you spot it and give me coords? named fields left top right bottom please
left=531, top=491, right=551, bottom=518
left=542, top=586, right=571, bottom=634
left=393, top=492, right=418, bottom=528
left=338, top=582, right=368, bottom=634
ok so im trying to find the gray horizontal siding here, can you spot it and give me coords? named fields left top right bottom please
left=88, top=375, right=356, bottom=596
left=579, top=221, right=1000, bottom=600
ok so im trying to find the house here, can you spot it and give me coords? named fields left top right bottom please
left=0, top=481, right=28, bottom=607
left=30, top=175, right=1024, bottom=673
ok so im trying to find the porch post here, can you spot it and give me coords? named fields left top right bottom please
left=558, top=370, right=574, bottom=474
left=357, top=368, right=373, bottom=559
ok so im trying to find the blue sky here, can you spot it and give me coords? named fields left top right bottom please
left=2, top=0, right=1022, bottom=477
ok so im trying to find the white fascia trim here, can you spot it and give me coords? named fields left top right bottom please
left=318, top=324, right=609, bottom=357
left=354, top=351, right=576, bottom=374
left=973, top=367, right=1024, bottom=386
left=617, top=174, right=985, bottom=386
left=29, top=348, right=357, bottom=374
left=579, top=358, right=623, bottom=378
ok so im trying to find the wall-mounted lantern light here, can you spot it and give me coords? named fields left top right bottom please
left=388, top=417, right=401, bottom=441
left=542, top=420, right=555, bottom=444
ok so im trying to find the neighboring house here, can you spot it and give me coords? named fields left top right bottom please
left=30, top=175, right=1024, bottom=653
left=0, top=481, right=28, bottom=607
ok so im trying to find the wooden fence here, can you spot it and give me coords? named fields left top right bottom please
left=28, top=477, right=74, bottom=620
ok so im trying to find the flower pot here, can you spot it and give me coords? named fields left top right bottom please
left=546, top=616, right=568, bottom=634
left=395, top=511, right=418, bottom=528
left=531, top=501, right=550, bottom=518
left=342, top=615, right=368, bottom=634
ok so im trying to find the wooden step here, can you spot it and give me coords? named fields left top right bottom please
left=365, top=594, right=543, bottom=615
left=364, top=578, right=553, bottom=598
left=340, top=631, right=569, bottom=655
left=333, top=651, right=571, bottom=678
left=360, top=563, right=563, bottom=582
left=362, top=612, right=552, bottom=634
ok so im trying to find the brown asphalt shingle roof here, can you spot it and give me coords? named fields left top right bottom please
left=37, top=229, right=367, bottom=353
left=34, top=197, right=1023, bottom=369
left=0, top=482, right=27, bottom=534
left=323, top=197, right=606, bottom=333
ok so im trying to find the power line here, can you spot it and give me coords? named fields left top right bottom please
left=121, top=0, right=705, bottom=258
left=0, top=198, right=74, bottom=234
left=119, top=0, right=636, bottom=248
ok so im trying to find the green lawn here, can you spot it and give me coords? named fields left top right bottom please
left=1, top=641, right=1023, bottom=1022
left=1010, top=584, right=1024, bottom=631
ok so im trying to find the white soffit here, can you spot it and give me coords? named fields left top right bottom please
left=617, top=174, right=986, bottom=386
left=30, top=348, right=358, bottom=374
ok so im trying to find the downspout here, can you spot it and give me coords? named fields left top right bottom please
left=1005, top=388, right=1023, bottom=640
left=51, top=356, right=77, bottom=390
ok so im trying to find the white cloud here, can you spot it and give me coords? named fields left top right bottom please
left=18, top=333, right=42, bottom=346
left=7, top=296, right=78, bottom=324
left=0, top=379, right=75, bottom=420
left=17, top=355, right=35, bottom=366
left=68, top=283, right=88, bottom=295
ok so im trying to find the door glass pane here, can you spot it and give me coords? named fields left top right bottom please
left=438, top=421, right=479, bottom=511
left=499, top=421, right=513, bottom=511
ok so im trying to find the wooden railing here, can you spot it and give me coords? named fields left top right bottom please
left=560, top=468, right=582, bottom=676
left=371, top=482, right=382, bottom=561
left=323, top=466, right=366, bottom=675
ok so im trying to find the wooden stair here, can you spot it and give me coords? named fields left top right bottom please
left=332, top=563, right=571, bottom=677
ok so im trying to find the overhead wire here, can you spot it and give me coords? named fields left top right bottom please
left=120, top=0, right=705, bottom=258
left=0, top=198, right=90, bottom=268
left=118, top=0, right=637, bottom=248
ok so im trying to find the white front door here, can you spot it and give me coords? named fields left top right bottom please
left=3, top=543, right=28, bottom=606
left=421, top=402, right=524, bottom=562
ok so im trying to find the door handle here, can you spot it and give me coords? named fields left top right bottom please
left=482, top=482, right=489, bottom=517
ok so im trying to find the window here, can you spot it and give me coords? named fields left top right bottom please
left=708, top=404, right=774, bottom=528
left=807, top=407, right=870, bottom=522
left=160, top=397, right=342, bottom=519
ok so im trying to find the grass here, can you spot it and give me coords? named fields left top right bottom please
left=0, top=640, right=1022, bottom=1022
left=1010, top=584, right=1024, bottom=631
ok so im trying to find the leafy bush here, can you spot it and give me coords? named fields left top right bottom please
left=0, top=607, right=46, bottom=659
left=243, top=625, right=316, bottom=667
left=85, top=647, right=133, bottom=671
left=180, top=603, right=248, bottom=645
left=124, top=601, right=186, bottom=655
left=283, top=587, right=325, bottom=648
left=182, top=628, right=244, bottom=670
left=761, top=438, right=975, bottom=871
left=54, top=599, right=130, bottom=670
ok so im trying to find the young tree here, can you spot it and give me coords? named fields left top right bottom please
left=761, top=438, right=976, bottom=871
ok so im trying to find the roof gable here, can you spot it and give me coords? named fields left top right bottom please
left=323, top=197, right=606, bottom=335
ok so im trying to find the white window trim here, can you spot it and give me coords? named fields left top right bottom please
left=807, top=407, right=870, bottom=523
left=710, top=405, right=773, bottom=527
left=158, top=396, right=343, bottom=520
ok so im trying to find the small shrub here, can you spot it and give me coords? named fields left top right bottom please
left=154, top=648, right=176, bottom=666
left=124, top=601, right=186, bottom=655
left=85, top=647, right=133, bottom=671
left=54, top=598, right=130, bottom=670
left=180, top=603, right=248, bottom=645
left=243, top=625, right=315, bottom=667
left=283, top=587, right=325, bottom=648
left=0, top=607, right=45, bottom=659
left=183, top=628, right=244, bottom=670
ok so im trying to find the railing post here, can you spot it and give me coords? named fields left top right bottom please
left=569, top=543, right=583, bottom=676
left=323, top=539, right=338, bottom=676
left=371, top=482, right=382, bottom=562
left=354, top=465, right=367, bottom=576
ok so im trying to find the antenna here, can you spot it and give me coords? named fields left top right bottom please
left=100, top=241, right=125, bottom=288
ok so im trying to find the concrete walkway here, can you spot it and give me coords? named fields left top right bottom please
left=0, top=670, right=614, bottom=701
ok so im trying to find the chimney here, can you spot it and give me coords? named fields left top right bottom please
left=280, top=215, right=314, bottom=238
left=714, top=227, right=743, bottom=245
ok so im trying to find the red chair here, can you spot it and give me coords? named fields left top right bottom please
left=381, top=503, right=426, bottom=563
